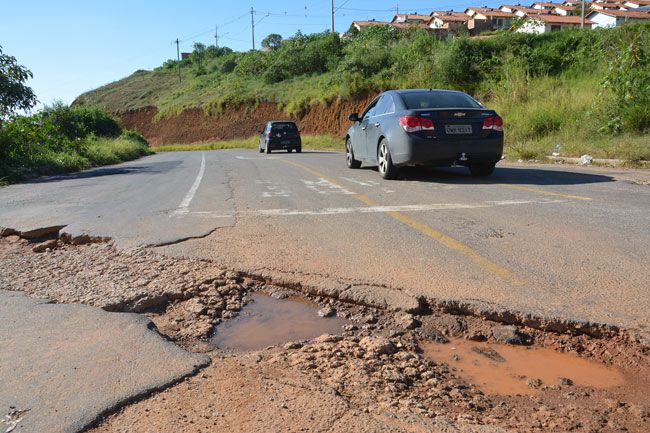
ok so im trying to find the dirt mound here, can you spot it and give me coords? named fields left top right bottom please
left=116, top=96, right=376, bottom=146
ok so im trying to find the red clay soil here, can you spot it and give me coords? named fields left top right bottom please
left=116, top=95, right=376, bottom=146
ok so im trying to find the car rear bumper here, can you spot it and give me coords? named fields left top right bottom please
left=267, top=138, right=301, bottom=150
left=390, top=134, right=503, bottom=167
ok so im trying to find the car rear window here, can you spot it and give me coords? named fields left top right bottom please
left=401, top=92, right=483, bottom=110
left=271, top=122, right=298, bottom=132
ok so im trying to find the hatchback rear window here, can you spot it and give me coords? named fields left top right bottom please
left=401, top=92, right=483, bottom=110
left=271, top=123, right=298, bottom=132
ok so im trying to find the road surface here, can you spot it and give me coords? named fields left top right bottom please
left=1, top=150, right=648, bottom=334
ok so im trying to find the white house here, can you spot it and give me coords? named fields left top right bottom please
left=517, top=14, right=594, bottom=32
left=623, top=0, right=650, bottom=7
left=391, top=13, right=431, bottom=24
left=552, top=4, right=577, bottom=14
left=429, top=12, right=468, bottom=30
left=589, top=2, right=628, bottom=10
left=531, top=2, right=564, bottom=9
left=586, top=9, right=650, bottom=26
left=510, top=6, right=554, bottom=16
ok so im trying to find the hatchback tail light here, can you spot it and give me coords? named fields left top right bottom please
left=267, top=131, right=273, bottom=138
left=399, top=116, right=435, bottom=133
left=482, top=115, right=504, bottom=132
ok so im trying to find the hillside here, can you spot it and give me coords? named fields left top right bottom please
left=76, top=24, right=650, bottom=162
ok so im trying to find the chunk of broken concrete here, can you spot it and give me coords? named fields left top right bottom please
left=360, top=336, right=397, bottom=357
left=491, top=325, right=526, bottom=345
left=32, top=239, right=58, bottom=253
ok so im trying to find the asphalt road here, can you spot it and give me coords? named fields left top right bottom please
left=1, top=150, right=648, bottom=333
left=0, top=290, right=208, bottom=433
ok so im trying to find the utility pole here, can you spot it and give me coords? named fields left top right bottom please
left=331, top=0, right=335, bottom=32
left=396, top=3, right=400, bottom=14
left=175, top=38, right=181, bottom=83
left=580, top=1, right=585, bottom=29
left=251, top=7, right=255, bottom=50
left=215, top=25, right=218, bottom=48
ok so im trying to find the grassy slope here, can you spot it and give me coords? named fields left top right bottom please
left=0, top=137, right=152, bottom=183
left=77, top=26, right=649, bottom=163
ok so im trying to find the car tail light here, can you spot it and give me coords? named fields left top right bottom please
left=483, top=115, right=504, bottom=132
left=267, top=131, right=273, bottom=137
left=399, top=116, right=435, bottom=133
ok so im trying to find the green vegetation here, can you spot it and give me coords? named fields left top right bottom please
left=0, top=103, right=151, bottom=183
left=76, top=24, right=650, bottom=162
left=154, top=135, right=342, bottom=153
left=0, top=45, right=37, bottom=119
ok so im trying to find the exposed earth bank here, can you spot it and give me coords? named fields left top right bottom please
left=116, top=95, right=375, bottom=146
left=1, top=230, right=649, bottom=433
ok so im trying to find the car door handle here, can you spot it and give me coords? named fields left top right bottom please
left=374, top=122, right=380, bottom=127
left=361, top=125, right=367, bottom=130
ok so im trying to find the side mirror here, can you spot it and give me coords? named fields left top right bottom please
left=348, top=113, right=360, bottom=122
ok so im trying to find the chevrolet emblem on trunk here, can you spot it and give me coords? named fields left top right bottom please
left=453, top=112, right=466, bottom=117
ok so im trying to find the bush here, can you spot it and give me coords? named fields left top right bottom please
left=0, top=104, right=149, bottom=182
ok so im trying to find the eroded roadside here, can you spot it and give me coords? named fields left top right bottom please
left=1, top=228, right=649, bottom=433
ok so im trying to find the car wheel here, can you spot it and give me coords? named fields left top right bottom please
left=266, top=145, right=271, bottom=154
left=377, top=139, right=398, bottom=180
left=259, top=146, right=263, bottom=153
left=296, top=147, right=302, bottom=153
left=346, top=138, right=361, bottom=169
left=469, top=163, right=496, bottom=177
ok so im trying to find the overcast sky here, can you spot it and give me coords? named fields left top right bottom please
left=2, top=0, right=500, bottom=109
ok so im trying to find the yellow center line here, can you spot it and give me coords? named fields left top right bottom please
left=281, top=159, right=526, bottom=286
left=498, top=184, right=593, bottom=201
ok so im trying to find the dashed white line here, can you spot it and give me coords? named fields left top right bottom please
left=175, top=199, right=563, bottom=219
left=171, top=152, right=206, bottom=216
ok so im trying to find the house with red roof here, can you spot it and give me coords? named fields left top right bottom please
left=516, top=14, right=594, bottom=32
left=586, top=9, right=650, bottom=26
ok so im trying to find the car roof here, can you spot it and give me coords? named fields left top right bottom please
left=390, top=89, right=467, bottom=95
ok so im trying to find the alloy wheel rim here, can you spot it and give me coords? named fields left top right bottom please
left=378, top=143, right=387, bottom=174
left=346, top=142, right=352, bottom=165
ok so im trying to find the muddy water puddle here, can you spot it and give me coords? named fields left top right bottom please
left=211, top=293, right=348, bottom=351
left=422, top=338, right=626, bottom=396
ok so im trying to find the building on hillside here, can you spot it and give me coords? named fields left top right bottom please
left=465, top=7, right=515, bottom=34
left=516, top=14, right=594, bottom=32
left=552, top=4, right=577, bottom=14
left=623, top=0, right=650, bottom=7
left=589, top=2, right=629, bottom=10
left=531, top=2, right=564, bottom=9
left=586, top=9, right=650, bottom=26
left=351, top=20, right=390, bottom=31
left=391, top=13, right=431, bottom=24
left=181, top=53, right=191, bottom=60
left=429, top=12, right=469, bottom=31
left=509, top=6, right=555, bottom=16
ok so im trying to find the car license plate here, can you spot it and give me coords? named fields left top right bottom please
left=445, top=125, right=472, bottom=134
left=281, top=140, right=290, bottom=145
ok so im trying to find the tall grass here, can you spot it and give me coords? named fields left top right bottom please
left=154, top=135, right=343, bottom=153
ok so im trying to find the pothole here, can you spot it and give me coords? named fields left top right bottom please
left=211, top=292, right=349, bottom=351
left=422, top=338, right=627, bottom=396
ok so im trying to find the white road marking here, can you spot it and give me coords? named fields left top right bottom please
left=171, top=152, right=206, bottom=216
left=175, top=199, right=563, bottom=219
left=340, top=177, right=380, bottom=187
left=302, top=178, right=355, bottom=195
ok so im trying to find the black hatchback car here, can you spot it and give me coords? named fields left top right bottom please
left=259, top=121, right=302, bottom=153
left=345, top=89, right=504, bottom=179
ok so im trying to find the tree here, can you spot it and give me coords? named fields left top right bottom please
left=0, top=46, right=37, bottom=119
left=191, top=42, right=206, bottom=73
left=261, top=34, right=283, bottom=50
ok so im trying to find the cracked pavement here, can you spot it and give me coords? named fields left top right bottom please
left=1, top=150, right=649, bottom=334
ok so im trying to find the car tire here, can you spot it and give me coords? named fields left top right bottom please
left=469, top=163, right=496, bottom=177
left=266, top=145, right=271, bottom=154
left=296, top=147, right=302, bottom=153
left=259, top=146, right=264, bottom=153
left=346, top=138, right=361, bottom=169
left=288, top=148, right=293, bottom=153
left=377, top=139, right=398, bottom=180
